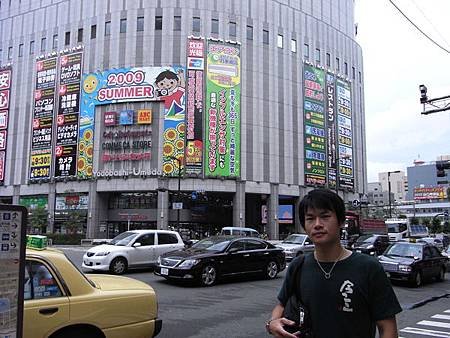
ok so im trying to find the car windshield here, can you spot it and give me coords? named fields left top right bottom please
left=109, top=231, right=140, bottom=246
left=282, top=234, right=306, bottom=244
left=191, top=237, right=231, bottom=251
left=355, top=235, right=376, bottom=244
left=385, top=243, right=422, bottom=258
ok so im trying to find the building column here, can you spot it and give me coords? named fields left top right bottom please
left=233, top=181, right=245, bottom=227
left=47, top=185, right=56, bottom=233
left=267, top=184, right=279, bottom=240
left=157, top=190, right=169, bottom=230
left=86, top=181, right=98, bottom=238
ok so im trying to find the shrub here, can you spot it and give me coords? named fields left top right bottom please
left=46, top=233, right=85, bottom=245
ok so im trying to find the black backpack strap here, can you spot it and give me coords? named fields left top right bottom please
left=286, top=255, right=305, bottom=299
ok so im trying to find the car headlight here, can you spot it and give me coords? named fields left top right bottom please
left=178, top=259, right=200, bottom=268
left=398, top=264, right=411, bottom=272
left=95, top=251, right=110, bottom=256
left=367, top=245, right=374, bottom=249
left=157, top=256, right=161, bottom=265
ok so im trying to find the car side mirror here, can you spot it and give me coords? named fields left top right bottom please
left=133, top=242, right=142, bottom=248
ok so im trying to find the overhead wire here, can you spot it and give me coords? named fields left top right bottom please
left=388, top=0, right=450, bottom=54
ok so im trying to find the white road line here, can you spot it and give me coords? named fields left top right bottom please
left=432, top=315, right=450, bottom=320
left=400, top=327, right=450, bottom=337
left=418, top=320, right=450, bottom=329
left=445, top=310, right=450, bottom=314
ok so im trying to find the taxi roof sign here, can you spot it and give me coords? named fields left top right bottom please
left=26, top=235, right=48, bottom=250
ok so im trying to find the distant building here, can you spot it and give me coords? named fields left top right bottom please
left=378, top=171, right=408, bottom=203
left=367, top=182, right=391, bottom=206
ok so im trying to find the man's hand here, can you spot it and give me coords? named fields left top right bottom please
left=268, top=317, right=300, bottom=338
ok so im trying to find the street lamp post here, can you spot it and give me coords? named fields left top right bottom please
left=169, top=156, right=182, bottom=230
left=387, top=170, right=401, bottom=218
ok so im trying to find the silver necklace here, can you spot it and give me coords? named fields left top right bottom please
left=315, top=249, right=345, bottom=279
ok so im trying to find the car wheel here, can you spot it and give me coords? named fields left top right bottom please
left=200, top=264, right=217, bottom=286
left=266, top=260, right=278, bottom=279
left=51, top=326, right=103, bottom=338
left=436, top=267, right=445, bottom=282
left=412, top=271, right=423, bottom=287
left=109, top=257, right=127, bottom=275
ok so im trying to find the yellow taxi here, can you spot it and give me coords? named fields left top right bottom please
left=24, top=241, right=162, bottom=338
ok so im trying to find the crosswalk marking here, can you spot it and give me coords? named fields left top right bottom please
left=418, top=320, right=450, bottom=329
left=433, top=315, right=450, bottom=321
left=399, top=327, right=450, bottom=337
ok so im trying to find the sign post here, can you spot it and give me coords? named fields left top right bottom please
left=0, top=205, right=27, bottom=338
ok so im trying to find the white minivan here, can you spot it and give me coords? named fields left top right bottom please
left=82, top=229, right=185, bottom=274
left=220, top=226, right=260, bottom=237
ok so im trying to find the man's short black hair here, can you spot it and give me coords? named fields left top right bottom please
left=298, top=189, right=346, bottom=229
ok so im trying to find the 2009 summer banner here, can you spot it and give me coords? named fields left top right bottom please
left=204, top=40, right=241, bottom=177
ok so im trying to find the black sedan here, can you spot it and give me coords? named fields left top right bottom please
left=154, top=236, right=286, bottom=286
left=351, top=234, right=390, bottom=256
left=378, top=241, right=448, bottom=287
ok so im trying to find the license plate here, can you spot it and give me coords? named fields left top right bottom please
left=356, top=250, right=361, bottom=253
left=160, top=268, right=168, bottom=275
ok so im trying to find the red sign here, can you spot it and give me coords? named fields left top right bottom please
left=104, top=111, right=117, bottom=126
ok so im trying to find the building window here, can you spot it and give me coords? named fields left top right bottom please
left=336, top=57, right=340, bottom=71
left=137, top=16, right=144, bottom=31
left=246, top=25, right=253, bottom=40
left=303, top=43, right=309, bottom=58
left=29, top=40, right=34, bottom=54
left=155, top=16, right=162, bottom=30
left=344, top=62, right=348, bottom=75
left=120, top=18, right=127, bottom=33
left=211, top=18, right=219, bottom=34
left=290, top=39, right=297, bottom=53
left=277, top=34, right=283, bottom=48
left=65, top=31, right=70, bottom=45
left=105, top=21, right=111, bottom=36
left=352, top=66, right=355, bottom=79
left=263, top=29, right=269, bottom=44
left=229, top=22, right=236, bottom=37
left=174, top=16, right=181, bottom=31
left=8, top=46, right=12, bottom=60
left=77, top=28, right=83, bottom=42
left=91, top=24, right=97, bottom=39
left=41, top=37, right=46, bottom=52
left=52, top=34, right=58, bottom=49
left=18, top=43, right=23, bottom=57
left=192, top=16, right=200, bottom=32
left=326, top=53, right=331, bottom=67
left=315, top=48, right=320, bottom=63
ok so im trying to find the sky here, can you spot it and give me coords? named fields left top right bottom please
left=354, top=0, right=450, bottom=182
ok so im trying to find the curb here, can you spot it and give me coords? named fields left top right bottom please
left=403, top=292, right=450, bottom=310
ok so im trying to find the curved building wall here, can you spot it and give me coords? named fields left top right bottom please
left=0, top=0, right=366, bottom=238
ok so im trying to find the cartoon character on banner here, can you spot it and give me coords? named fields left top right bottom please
left=155, top=69, right=185, bottom=119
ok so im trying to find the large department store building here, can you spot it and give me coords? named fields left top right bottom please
left=0, top=0, right=367, bottom=239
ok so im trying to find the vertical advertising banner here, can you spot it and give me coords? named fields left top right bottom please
left=55, top=50, right=83, bottom=178
left=0, top=66, right=12, bottom=184
left=303, top=64, right=326, bottom=186
left=326, top=73, right=337, bottom=190
left=30, top=57, right=57, bottom=180
left=185, top=37, right=205, bottom=175
left=336, top=79, right=354, bottom=190
left=204, top=40, right=241, bottom=177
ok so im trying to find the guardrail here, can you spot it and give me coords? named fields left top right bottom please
left=80, top=238, right=111, bottom=246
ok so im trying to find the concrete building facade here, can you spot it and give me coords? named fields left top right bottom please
left=0, top=0, right=366, bottom=239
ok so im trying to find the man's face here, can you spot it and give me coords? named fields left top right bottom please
left=304, top=207, right=341, bottom=246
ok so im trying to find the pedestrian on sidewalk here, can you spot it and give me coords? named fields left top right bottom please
left=266, top=188, right=401, bottom=338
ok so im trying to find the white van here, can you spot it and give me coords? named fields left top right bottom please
left=220, top=227, right=260, bottom=237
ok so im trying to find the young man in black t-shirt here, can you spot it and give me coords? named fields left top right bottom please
left=267, top=189, right=401, bottom=338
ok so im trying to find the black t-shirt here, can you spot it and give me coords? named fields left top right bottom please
left=278, top=252, right=402, bottom=338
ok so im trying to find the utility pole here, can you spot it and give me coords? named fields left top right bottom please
left=169, top=156, right=182, bottom=230
left=387, top=171, right=400, bottom=218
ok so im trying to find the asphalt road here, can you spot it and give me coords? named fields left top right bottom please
left=61, top=247, right=450, bottom=338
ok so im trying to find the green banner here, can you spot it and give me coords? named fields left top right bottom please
left=19, top=196, right=48, bottom=210
left=204, top=41, right=241, bottom=177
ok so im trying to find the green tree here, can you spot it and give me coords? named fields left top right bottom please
left=430, top=217, right=442, bottom=234
left=62, top=210, right=85, bottom=235
left=28, top=206, right=48, bottom=234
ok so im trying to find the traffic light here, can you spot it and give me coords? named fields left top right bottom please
left=419, top=84, right=428, bottom=104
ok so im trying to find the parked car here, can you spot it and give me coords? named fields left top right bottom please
left=82, top=230, right=185, bottom=274
left=25, top=245, right=162, bottom=338
left=275, top=234, right=314, bottom=261
left=378, top=241, right=448, bottom=287
left=154, top=236, right=286, bottom=286
left=220, top=226, right=260, bottom=237
left=351, top=234, right=390, bottom=256
left=417, top=237, right=444, bottom=251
